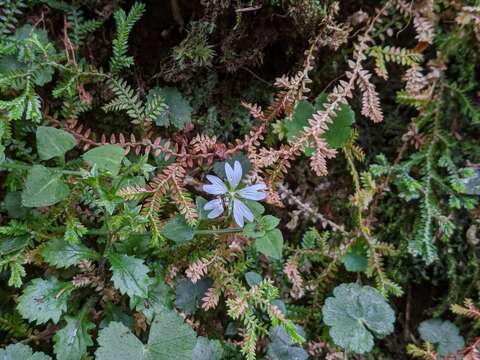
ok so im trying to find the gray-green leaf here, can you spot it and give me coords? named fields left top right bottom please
left=82, top=145, right=125, bottom=176
left=17, top=277, right=71, bottom=324
left=0, top=343, right=51, bottom=360
left=192, top=337, right=224, bottom=360
left=150, top=87, right=192, bottom=129
left=21, top=165, right=70, bottom=207
left=108, top=253, right=150, bottom=298
left=255, top=228, right=283, bottom=259
left=36, top=126, right=76, bottom=160
left=42, top=238, right=99, bottom=269
left=162, top=215, right=195, bottom=243
left=418, top=319, right=464, bottom=358
left=322, top=283, right=395, bottom=354
left=53, top=313, right=95, bottom=360
left=95, top=309, right=197, bottom=360
left=266, top=326, right=308, bottom=360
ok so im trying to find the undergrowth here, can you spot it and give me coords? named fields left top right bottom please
left=0, top=0, right=480, bottom=359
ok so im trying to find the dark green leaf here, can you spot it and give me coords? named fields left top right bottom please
left=245, top=271, right=263, bottom=287
left=256, top=228, right=283, bottom=259
left=162, top=216, right=195, bottom=243
left=36, top=126, right=76, bottom=160
left=174, top=277, right=212, bottom=315
left=22, top=165, right=70, bottom=207
left=42, top=238, right=99, bottom=269
left=53, top=313, right=95, bottom=360
left=82, top=145, right=125, bottom=176
left=150, top=87, right=192, bottom=129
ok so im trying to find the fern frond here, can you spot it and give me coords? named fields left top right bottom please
left=406, top=343, right=437, bottom=360
left=356, top=69, right=383, bottom=123
left=103, top=77, right=145, bottom=123
left=451, top=299, right=480, bottom=321
left=110, top=2, right=145, bottom=73
left=0, top=0, right=26, bottom=36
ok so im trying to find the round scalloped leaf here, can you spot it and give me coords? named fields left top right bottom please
left=95, top=309, right=196, bottom=360
left=418, top=319, right=464, bottom=358
left=322, top=283, right=395, bottom=354
left=0, top=343, right=51, bottom=360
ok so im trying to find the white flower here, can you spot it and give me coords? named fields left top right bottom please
left=202, top=161, right=266, bottom=227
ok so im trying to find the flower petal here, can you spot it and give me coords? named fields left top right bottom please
left=225, top=161, right=242, bottom=189
left=204, top=199, right=224, bottom=219
left=238, top=183, right=267, bottom=201
left=233, top=199, right=254, bottom=227
left=203, top=175, right=227, bottom=195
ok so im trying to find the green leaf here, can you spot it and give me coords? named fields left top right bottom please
left=342, top=242, right=368, bottom=273
left=150, top=87, right=192, bottom=129
left=174, top=277, right=212, bottom=315
left=162, top=216, right=195, bottom=243
left=0, top=343, right=51, bottom=360
left=260, top=215, right=280, bottom=231
left=284, top=101, right=314, bottom=142
left=245, top=271, right=263, bottom=287
left=108, top=253, right=150, bottom=298
left=460, top=169, right=480, bottom=195
left=418, top=319, right=464, bottom=358
left=266, top=326, right=308, bottom=360
left=3, top=192, right=28, bottom=218
left=192, top=337, right=224, bottom=360
left=42, top=238, right=99, bottom=269
left=53, top=313, right=95, bottom=360
left=21, top=165, right=70, bottom=207
left=255, top=228, right=283, bottom=259
left=36, top=126, right=76, bottom=160
left=17, top=277, right=72, bottom=324
left=82, top=145, right=125, bottom=176
left=284, top=95, right=355, bottom=149
left=322, top=283, right=395, bottom=354
left=131, top=278, right=170, bottom=322
left=315, top=94, right=355, bottom=149
left=95, top=309, right=197, bottom=360
left=0, top=236, right=28, bottom=256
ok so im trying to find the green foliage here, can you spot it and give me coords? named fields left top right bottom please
left=108, top=253, right=150, bottom=298
left=82, top=144, right=125, bottom=176
left=0, top=343, right=51, bottom=360
left=0, top=0, right=479, bottom=358
left=266, top=326, right=308, bottom=360
left=110, top=2, right=145, bottom=73
left=95, top=309, right=197, bottom=360
left=21, top=165, right=70, bottom=207
left=53, top=311, right=95, bottom=360
left=36, top=126, right=76, bottom=160
left=148, top=87, right=192, bottom=129
left=41, top=238, right=99, bottom=268
left=418, top=319, right=464, bottom=358
left=322, top=283, right=395, bottom=354
left=17, top=277, right=72, bottom=324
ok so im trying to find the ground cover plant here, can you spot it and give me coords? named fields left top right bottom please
left=0, top=0, right=479, bottom=359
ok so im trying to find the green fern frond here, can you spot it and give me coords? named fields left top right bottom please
left=103, top=76, right=145, bottom=123
left=110, top=2, right=145, bottom=73
left=0, top=0, right=26, bottom=36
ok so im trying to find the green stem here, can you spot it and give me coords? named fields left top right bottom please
left=0, top=162, right=83, bottom=176
left=50, top=226, right=242, bottom=236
